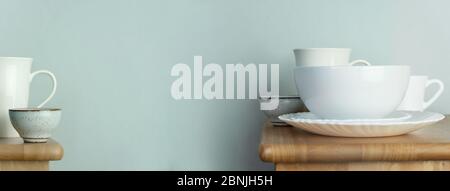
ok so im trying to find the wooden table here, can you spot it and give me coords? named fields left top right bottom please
left=259, top=115, right=450, bottom=171
left=0, top=138, right=63, bottom=171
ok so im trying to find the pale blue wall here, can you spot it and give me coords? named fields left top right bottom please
left=0, top=0, right=447, bottom=170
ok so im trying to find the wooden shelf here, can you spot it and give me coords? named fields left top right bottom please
left=259, top=115, right=450, bottom=171
left=0, top=138, right=63, bottom=171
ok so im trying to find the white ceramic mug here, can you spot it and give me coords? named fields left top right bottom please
left=0, top=57, right=57, bottom=137
left=397, top=76, right=444, bottom=111
left=293, top=48, right=371, bottom=67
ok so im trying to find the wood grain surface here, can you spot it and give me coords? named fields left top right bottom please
left=0, top=138, right=64, bottom=161
left=260, top=115, right=450, bottom=163
left=276, top=161, right=450, bottom=171
left=0, top=161, right=48, bottom=171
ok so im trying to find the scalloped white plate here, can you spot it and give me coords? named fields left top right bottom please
left=278, top=111, right=445, bottom=137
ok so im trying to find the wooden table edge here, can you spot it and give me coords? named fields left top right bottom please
left=260, top=142, right=450, bottom=163
left=0, top=139, right=64, bottom=161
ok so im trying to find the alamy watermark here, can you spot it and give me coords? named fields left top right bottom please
left=171, top=56, right=280, bottom=110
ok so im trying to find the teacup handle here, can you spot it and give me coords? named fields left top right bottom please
left=423, top=79, right=444, bottom=110
left=350, top=60, right=371, bottom=66
left=30, top=70, right=57, bottom=108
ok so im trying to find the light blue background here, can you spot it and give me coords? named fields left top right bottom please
left=0, top=0, right=448, bottom=170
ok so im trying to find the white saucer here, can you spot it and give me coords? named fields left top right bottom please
left=284, top=111, right=412, bottom=124
left=278, top=111, right=445, bottom=137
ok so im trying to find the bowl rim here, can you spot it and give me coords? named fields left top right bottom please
left=293, top=48, right=351, bottom=51
left=0, top=57, right=33, bottom=63
left=294, top=65, right=410, bottom=70
left=259, top=95, right=301, bottom=100
left=9, top=108, right=61, bottom=112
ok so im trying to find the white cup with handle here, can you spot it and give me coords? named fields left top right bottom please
left=0, top=57, right=57, bottom=137
left=293, top=48, right=371, bottom=67
left=397, top=76, right=444, bottom=111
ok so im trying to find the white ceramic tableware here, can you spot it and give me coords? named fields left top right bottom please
left=279, top=111, right=412, bottom=124
left=259, top=96, right=306, bottom=124
left=9, top=108, right=61, bottom=143
left=293, top=48, right=371, bottom=67
left=397, top=76, right=444, bottom=111
left=279, top=111, right=445, bottom=137
left=0, top=57, right=57, bottom=137
left=294, top=65, right=410, bottom=119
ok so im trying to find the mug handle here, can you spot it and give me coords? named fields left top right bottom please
left=30, top=70, right=57, bottom=108
left=350, top=59, right=371, bottom=66
left=423, top=79, right=444, bottom=110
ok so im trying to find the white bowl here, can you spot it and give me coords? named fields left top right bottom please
left=294, top=65, right=410, bottom=119
left=259, top=96, right=305, bottom=122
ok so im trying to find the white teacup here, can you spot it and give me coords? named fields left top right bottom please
left=293, top=48, right=370, bottom=67
left=397, top=76, right=444, bottom=111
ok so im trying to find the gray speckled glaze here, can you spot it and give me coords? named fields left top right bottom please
left=258, top=97, right=305, bottom=123
left=9, top=109, right=61, bottom=143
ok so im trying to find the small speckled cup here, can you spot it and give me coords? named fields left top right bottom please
left=9, top=108, right=61, bottom=143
